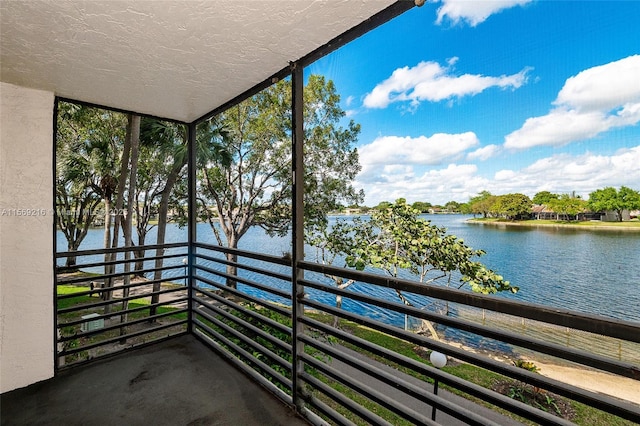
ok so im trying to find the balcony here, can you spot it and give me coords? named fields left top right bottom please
left=3, top=243, right=639, bottom=425
left=1, top=2, right=639, bottom=425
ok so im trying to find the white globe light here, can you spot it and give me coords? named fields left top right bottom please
left=182, top=257, right=188, bottom=265
left=430, top=351, right=447, bottom=368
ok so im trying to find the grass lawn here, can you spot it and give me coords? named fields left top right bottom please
left=469, top=217, right=640, bottom=230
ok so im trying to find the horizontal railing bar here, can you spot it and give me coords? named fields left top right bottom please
left=195, top=242, right=291, bottom=267
left=56, top=242, right=188, bottom=259
left=193, top=291, right=291, bottom=338
left=58, top=308, right=188, bottom=342
left=300, top=316, right=575, bottom=425
left=196, top=252, right=291, bottom=283
left=57, top=264, right=183, bottom=286
left=59, top=319, right=188, bottom=356
left=57, top=252, right=187, bottom=273
left=58, top=332, right=188, bottom=371
left=194, top=305, right=292, bottom=373
left=299, top=391, right=357, bottom=426
left=302, top=353, right=454, bottom=426
left=57, top=297, right=189, bottom=328
left=57, top=277, right=186, bottom=300
left=193, top=328, right=294, bottom=404
left=194, top=275, right=292, bottom=318
left=194, top=296, right=292, bottom=355
left=301, top=298, right=640, bottom=422
left=299, top=261, right=640, bottom=343
left=300, top=371, right=394, bottom=426
left=300, top=278, right=639, bottom=380
left=299, top=336, right=502, bottom=426
left=194, top=263, right=291, bottom=300
left=192, top=318, right=292, bottom=390
left=57, top=286, right=185, bottom=314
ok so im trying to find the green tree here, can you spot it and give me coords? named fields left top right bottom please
left=492, top=193, right=532, bottom=220
left=198, top=75, right=362, bottom=288
left=411, top=201, right=432, bottom=213
left=532, top=191, right=558, bottom=205
left=104, top=114, right=139, bottom=313
left=547, top=194, right=587, bottom=221
left=142, top=117, right=230, bottom=308
left=113, top=114, right=140, bottom=327
left=444, top=200, right=460, bottom=212
left=307, top=219, right=359, bottom=326
left=55, top=103, right=102, bottom=267
left=374, top=201, right=393, bottom=211
left=337, top=199, right=517, bottom=334
left=55, top=103, right=126, bottom=266
left=619, top=186, right=640, bottom=214
left=469, top=191, right=496, bottom=218
left=458, top=202, right=472, bottom=214
left=588, top=186, right=640, bottom=221
left=131, top=137, right=165, bottom=273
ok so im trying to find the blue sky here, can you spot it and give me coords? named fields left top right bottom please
left=307, top=0, right=640, bottom=207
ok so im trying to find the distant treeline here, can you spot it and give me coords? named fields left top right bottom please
left=338, top=187, right=640, bottom=222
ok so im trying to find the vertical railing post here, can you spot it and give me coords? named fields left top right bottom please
left=187, top=121, right=197, bottom=333
left=291, top=61, right=305, bottom=412
left=52, top=97, right=61, bottom=372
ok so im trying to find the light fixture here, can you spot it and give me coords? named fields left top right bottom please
left=429, top=351, right=447, bottom=421
left=430, top=350, right=447, bottom=368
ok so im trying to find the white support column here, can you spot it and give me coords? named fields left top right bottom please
left=0, top=82, right=55, bottom=392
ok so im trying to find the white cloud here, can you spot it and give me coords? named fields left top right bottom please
left=467, top=144, right=500, bottom=161
left=525, top=147, right=640, bottom=184
left=363, top=60, right=530, bottom=109
left=357, top=146, right=640, bottom=206
left=358, top=132, right=479, bottom=167
left=555, top=55, right=640, bottom=112
left=491, top=147, right=640, bottom=199
left=505, top=55, right=640, bottom=150
left=356, top=163, right=487, bottom=206
left=494, top=169, right=517, bottom=181
left=434, top=0, right=533, bottom=27
left=345, top=95, right=355, bottom=107
left=504, top=109, right=614, bottom=149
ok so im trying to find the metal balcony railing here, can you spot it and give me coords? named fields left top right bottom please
left=56, top=241, right=640, bottom=425
left=55, top=242, right=190, bottom=368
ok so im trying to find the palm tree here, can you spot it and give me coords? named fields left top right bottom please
left=140, top=117, right=230, bottom=315
left=56, top=103, right=126, bottom=267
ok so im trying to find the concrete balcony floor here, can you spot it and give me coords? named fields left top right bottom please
left=1, top=335, right=309, bottom=426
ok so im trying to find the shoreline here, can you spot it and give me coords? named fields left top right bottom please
left=466, top=219, right=640, bottom=232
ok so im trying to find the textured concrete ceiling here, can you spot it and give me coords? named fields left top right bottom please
left=1, top=1, right=401, bottom=123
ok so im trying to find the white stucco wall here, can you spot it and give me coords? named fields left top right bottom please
left=0, top=82, right=54, bottom=392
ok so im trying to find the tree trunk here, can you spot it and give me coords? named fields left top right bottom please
left=333, top=295, right=342, bottom=328
left=225, top=251, right=238, bottom=289
left=150, top=164, right=183, bottom=316
left=65, top=239, right=81, bottom=268
left=104, top=119, right=133, bottom=314
left=134, top=200, right=152, bottom=275
left=222, top=228, right=242, bottom=289
left=120, top=115, right=139, bottom=340
left=134, top=244, right=146, bottom=276
left=102, top=197, right=113, bottom=309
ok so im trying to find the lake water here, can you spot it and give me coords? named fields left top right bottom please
left=57, top=215, right=640, bottom=326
